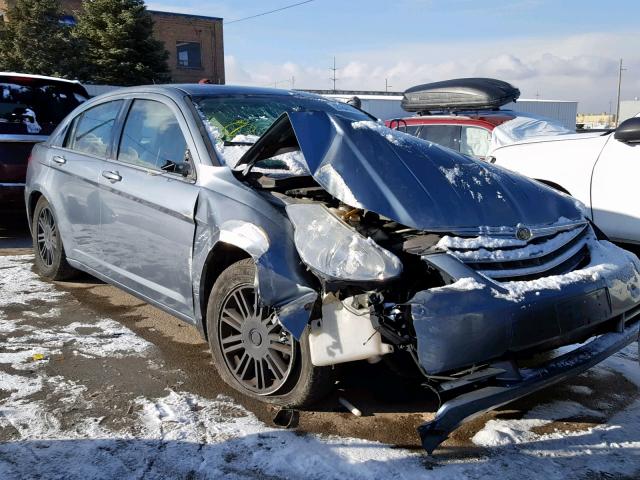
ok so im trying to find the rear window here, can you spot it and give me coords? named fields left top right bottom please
left=0, top=76, right=88, bottom=136
left=406, top=124, right=461, bottom=151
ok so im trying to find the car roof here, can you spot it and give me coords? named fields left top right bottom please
left=111, top=84, right=313, bottom=98
left=390, top=112, right=516, bottom=130
left=396, top=110, right=516, bottom=127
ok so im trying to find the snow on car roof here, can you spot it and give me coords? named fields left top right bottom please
left=490, top=112, right=574, bottom=151
left=0, top=72, right=82, bottom=85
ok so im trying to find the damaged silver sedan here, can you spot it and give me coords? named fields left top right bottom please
left=25, top=85, right=640, bottom=452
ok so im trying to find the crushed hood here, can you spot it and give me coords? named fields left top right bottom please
left=239, top=110, right=582, bottom=232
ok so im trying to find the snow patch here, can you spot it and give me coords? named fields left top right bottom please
left=445, top=226, right=584, bottom=262
left=567, top=385, right=594, bottom=395
left=7, top=318, right=153, bottom=361
left=351, top=120, right=414, bottom=146
left=431, top=277, right=486, bottom=293
left=0, top=255, right=65, bottom=311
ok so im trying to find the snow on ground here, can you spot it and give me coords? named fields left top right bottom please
left=1, top=255, right=640, bottom=479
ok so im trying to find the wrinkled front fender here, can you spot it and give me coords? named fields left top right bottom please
left=191, top=168, right=318, bottom=339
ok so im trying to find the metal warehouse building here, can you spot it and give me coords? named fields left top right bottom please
left=316, top=90, right=578, bottom=129
left=620, top=100, right=640, bottom=123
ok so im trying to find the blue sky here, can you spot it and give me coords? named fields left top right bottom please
left=147, top=0, right=640, bottom=112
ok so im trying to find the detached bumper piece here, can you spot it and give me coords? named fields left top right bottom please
left=418, top=318, right=640, bottom=453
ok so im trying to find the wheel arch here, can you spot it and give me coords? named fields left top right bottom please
left=198, top=241, right=252, bottom=340
left=27, top=189, right=44, bottom=229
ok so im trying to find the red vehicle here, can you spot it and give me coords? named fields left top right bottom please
left=387, top=111, right=515, bottom=159
left=387, top=78, right=571, bottom=159
left=0, top=73, right=89, bottom=207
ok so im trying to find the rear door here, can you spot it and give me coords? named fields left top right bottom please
left=98, top=95, right=200, bottom=319
left=46, top=100, right=124, bottom=268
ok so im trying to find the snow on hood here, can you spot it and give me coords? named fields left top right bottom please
left=240, top=110, right=582, bottom=232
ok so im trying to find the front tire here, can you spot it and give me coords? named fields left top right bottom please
left=32, top=196, right=77, bottom=280
left=206, top=259, right=332, bottom=407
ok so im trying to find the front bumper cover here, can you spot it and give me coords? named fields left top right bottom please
left=410, top=251, right=640, bottom=374
left=407, top=248, right=640, bottom=453
left=418, top=316, right=640, bottom=453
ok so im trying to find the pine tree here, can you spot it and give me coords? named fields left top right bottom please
left=0, top=0, right=76, bottom=77
left=73, top=0, right=170, bottom=85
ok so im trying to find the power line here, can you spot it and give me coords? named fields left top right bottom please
left=226, top=0, right=315, bottom=25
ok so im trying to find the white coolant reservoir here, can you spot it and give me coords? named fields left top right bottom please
left=309, top=295, right=394, bottom=367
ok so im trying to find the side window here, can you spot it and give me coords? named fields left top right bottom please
left=460, top=126, right=491, bottom=159
left=65, top=100, right=122, bottom=158
left=118, top=99, right=188, bottom=172
left=416, top=125, right=461, bottom=151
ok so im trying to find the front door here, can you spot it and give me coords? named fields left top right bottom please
left=98, top=97, right=199, bottom=319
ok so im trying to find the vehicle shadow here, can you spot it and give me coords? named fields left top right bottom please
left=0, top=207, right=30, bottom=250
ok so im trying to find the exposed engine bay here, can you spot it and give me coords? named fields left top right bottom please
left=202, top=106, right=640, bottom=452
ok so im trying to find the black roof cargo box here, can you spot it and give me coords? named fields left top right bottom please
left=401, top=78, right=520, bottom=113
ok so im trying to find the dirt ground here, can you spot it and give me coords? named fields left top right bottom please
left=1, top=206, right=639, bottom=460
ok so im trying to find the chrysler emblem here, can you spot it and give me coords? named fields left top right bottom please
left=516, top=225, right=533, bottom=241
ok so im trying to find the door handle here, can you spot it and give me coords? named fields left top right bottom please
left=102, top=170, right=122, bottom=182
left=52, top=155, right=66, bottom=165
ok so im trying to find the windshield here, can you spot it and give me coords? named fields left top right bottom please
left=193, top=93, right=370, bottom=171
left=0, top=76, right=88, bottom=135
left=193, top=93, right=369, bottom=142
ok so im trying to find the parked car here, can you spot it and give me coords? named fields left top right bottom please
left=387, top=78, right=572, bottom=159
left=490, top=114, right=640, bottom=245
left=387, top=110, right=572, bottom=160
left=0, top=72, right=89, bottom=207
left=25, top=85, right=640, bottom=452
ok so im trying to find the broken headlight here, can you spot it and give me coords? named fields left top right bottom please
left=286, top=203, right=402, bottom=282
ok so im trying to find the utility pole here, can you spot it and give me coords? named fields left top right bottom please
left=385, top=78, right=392, bottom=92
left=615, top=58, right=626, bottom=127
left=330, top=56, right=338, bottom=92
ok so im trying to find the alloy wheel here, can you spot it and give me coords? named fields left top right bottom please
left=218, top=284, right=295, bottom=395
left=36, top=206, right=57, bottom=268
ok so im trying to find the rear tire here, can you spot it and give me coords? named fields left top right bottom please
left=32, top=196, right=77, bottom=280
left=206, top=259, right=332, bottom=407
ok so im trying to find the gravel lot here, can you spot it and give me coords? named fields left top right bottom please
left=1, top=209, right=640, bottom=479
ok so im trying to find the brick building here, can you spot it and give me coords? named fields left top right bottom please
left=0, top=0, right=225, bottom=84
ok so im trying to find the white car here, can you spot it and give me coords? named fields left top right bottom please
left=490, top=115, right=640, bottom=245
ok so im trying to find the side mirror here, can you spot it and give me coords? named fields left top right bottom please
left=614, top=117, right=640, bottom=144
left=180, top=149, right=194, bottom=177
left=160, top=149, right=193, bottom=177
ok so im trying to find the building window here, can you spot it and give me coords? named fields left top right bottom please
left=177, top=41, right=202, bottom=69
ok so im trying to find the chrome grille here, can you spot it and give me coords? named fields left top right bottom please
left=443, top=224, right=591, bottom=281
